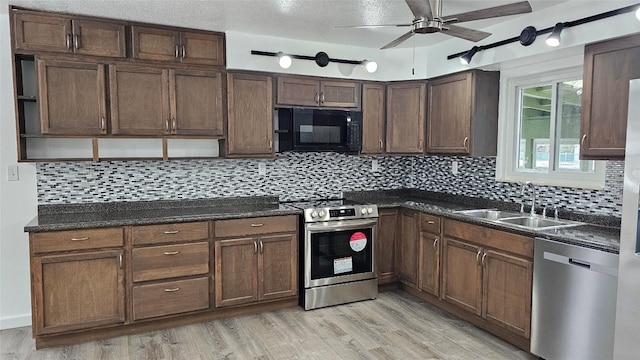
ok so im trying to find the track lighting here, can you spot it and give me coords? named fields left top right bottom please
left=459, top=46, right=480, bottom=65
left=277, top=52, right=292, bottom=69
left=546, top=23, right=564, bottom=47
left=251, top=50, right=377, bottom=73
left=636, top=6, right=640, bottom=20
left=363, top=60, right=378, bottom=73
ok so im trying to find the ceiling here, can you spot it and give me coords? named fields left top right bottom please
left=8, top=0, right=573, bottom=49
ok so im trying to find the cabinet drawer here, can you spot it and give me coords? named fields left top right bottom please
left=132, top=242, right=209, bottom=282
left=132, top=277, right=209, bottom=320
left=31, top=228, right=123, bottom=253
left=420, top=213, right=441, bottom=233
left=214, top=216, right=297, bottom=238
left=131, top=222, right=209, bottom=245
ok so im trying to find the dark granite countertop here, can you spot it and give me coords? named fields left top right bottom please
left=344, top=190, right=620, bottom=254
left=25, top=196, right=302, bottom=233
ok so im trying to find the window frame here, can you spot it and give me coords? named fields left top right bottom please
left=496, top=65, right=605, bottom=189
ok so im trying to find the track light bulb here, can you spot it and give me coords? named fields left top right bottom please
left=546, top=23, right=564, bottom=47
left=277, top=52, right=292, bottom=69
left=363, top=60, right=378, bottom=73
left=459, top=46, right=479, bottom=65
left=636, top=7, right=640, bottom=20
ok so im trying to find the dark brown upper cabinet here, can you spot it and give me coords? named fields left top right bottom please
left=170, top=69, right=224, bottom=136
left=427, top=70, right=499, bottom=156
left=276, top=76, right=361, bottom=109
left=37, top=58, right=107, bottom=135
left=227, top=72, right=274, bottom=157
left=361, top=83, right=386, bottom=154
left=581, top=33, right=640, bottom=160
left=12, top=9, right=126, bottom=58
left=386, top=81, right=426, bottom=154
left=131, top=26, right=225, bottom=66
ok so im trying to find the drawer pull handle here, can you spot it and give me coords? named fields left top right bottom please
left=70, top=237, right=89, bottom=241
left=426, top=220, right=435, bottom=224
left=250, top=223, right=264, bottom=227
left=164, top=251, right=180, bottom=255
left=163, top=230, right=180, bottom=234
left=164, top=288, right=180, bottom=292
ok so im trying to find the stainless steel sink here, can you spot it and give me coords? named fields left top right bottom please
left=497, top=216, right=582, bottom=229
left=454, top=209, right=521, bottom=220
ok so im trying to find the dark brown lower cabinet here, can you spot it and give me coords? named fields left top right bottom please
left=418, top=231, right=440, bottom=297
left=376, top=209, right=398, bottom=283
left=398, top=210, right=419, bottom=287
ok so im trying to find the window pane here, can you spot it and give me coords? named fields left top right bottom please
left=518, top=85, right=552, bottom=171
left=556, top=80, right=595, bottom=172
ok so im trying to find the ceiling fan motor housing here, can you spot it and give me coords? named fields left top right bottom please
left=413, top=19, right=443, bottom=34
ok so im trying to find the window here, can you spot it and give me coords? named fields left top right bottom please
left=497, top=66, right=605, bottom=189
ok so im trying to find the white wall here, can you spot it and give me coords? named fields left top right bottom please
left=0, top=4, right=38, bottom=329
left=1, top=0, right=640, bottom=330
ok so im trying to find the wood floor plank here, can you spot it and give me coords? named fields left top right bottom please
left=1, top=291, right=536, bottom=360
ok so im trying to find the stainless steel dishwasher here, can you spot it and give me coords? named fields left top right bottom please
left=531, top=238, right=619, bottom=360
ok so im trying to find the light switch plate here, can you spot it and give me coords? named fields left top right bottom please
left=258, top=163, right=266, bottom=175
left=7, top=165, right=19, bottom=181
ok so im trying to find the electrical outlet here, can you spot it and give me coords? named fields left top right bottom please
left=258, top=163, right=266, bottom=175
left=7, top=165, right=19, bottom=181
left=451, top=160, right=459, bottom=175
left=372, top=159, right=379, bottom=172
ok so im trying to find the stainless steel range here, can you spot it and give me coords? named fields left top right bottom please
left=288, top=199, right=378, bottom=310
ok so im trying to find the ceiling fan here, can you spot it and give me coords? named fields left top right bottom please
left=338, top=0, right=532, bottom=49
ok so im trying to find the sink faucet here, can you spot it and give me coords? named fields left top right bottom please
left=521, top=181, right=536, bottom=216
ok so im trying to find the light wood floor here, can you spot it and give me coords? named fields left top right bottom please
left=1, top=291, right=536, bottom=360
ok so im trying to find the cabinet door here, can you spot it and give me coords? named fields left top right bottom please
left=419, top=232, right=440, bottom=297
left=37, top=59, right=106, bottom=135
left=427, top=72, right=472, bottom=154
left=110, top=65, right=170, bottom=135
left=214, top=238, right=258, bottom=307
left=398, top=210, right=419, bottom=286
left=320, top=80, right=360, bottom=108
left=258, top=234, right=297, bottom=301
left=581, top=34, right=640, bottom=159
left=376, top=209, right=397, bottom=283
left=361, top=83, right=386, bottom=154
left=32, top=250, right=125, bottom=335
left=386, top=82, right=426, bottom=153
left=276, top=76, right=320, bottom=107
left=170, top=69, right=224, bottom=136
left=180, top=31, right=224, bottom=66
left=131, top=26, right=180, bottom=62
left=227, top=73, right=274, bottom=156
left=72, top=19, right=126, bottom=58
left=441, top=238, right=482, bottom=315
left=12, top=11, right=71, bottom=53
left=482, top=250, right=532, bottom=339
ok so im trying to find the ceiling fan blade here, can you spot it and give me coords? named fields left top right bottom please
left=444, top=1, right=532, bottom=23
left=405, top=0, right=433, bottom=19
left=334, top=23, right=412, bottom=29
left=381, top=31, right=415, bottom=49
left=441, top=24, right=491, bottom=42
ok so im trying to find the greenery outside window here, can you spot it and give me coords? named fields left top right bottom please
left=497, top=66, right=605, bottom=189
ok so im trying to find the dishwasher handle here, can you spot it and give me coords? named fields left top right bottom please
left=569, top=258, right=591, bottom=269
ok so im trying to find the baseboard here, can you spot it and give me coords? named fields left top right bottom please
left=0, top=314, right=31, bottom=330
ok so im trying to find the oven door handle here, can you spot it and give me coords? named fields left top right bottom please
left=305, top=219, right=378, bottom=232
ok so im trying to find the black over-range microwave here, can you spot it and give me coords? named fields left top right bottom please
left=277, top=108, right=362, bottom=153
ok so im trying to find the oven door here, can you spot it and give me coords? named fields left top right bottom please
left=304, top=219, right=376, bottom=288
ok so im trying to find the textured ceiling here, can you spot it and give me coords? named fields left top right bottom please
left=7, top=0, right=573, bottom=48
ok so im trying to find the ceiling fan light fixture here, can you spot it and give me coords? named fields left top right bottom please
left=546, top=23, right=564, bottom=47
left=459, top=46, right=480, bottom=65
left=363, top=60, right=378, bottom=73
left=277, top=52, right=292, bottom=69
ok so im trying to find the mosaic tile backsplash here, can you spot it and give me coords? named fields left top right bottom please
left=37, top=153, right=624, bottom=218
